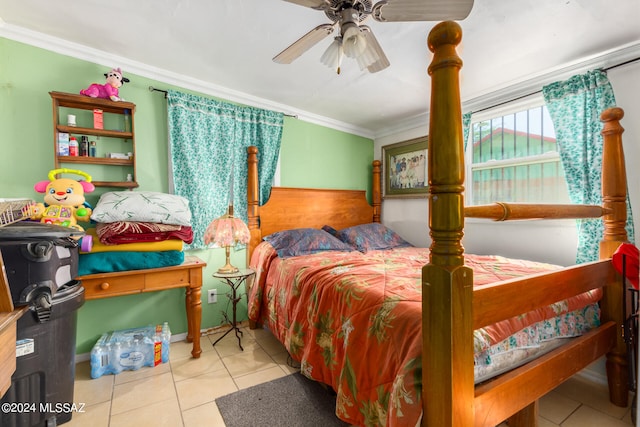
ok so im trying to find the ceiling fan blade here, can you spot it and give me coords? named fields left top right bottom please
left=281, top=0, right=330, bottom=9
left=273, top=23, right=336, bottom=64
left=372, top=0, right=474, bottom=22
left=360, top=26, right=390, bottom=73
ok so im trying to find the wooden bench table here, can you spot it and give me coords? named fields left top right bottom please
left=78, top=256, right=206, bottom=358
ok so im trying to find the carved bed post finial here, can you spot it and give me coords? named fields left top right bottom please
left=600, top=107, right=628, bottom=248
left=426, top=20, right=465, bottom=267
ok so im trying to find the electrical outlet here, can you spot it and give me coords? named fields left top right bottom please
left=207, top=289, right=217, bottom=304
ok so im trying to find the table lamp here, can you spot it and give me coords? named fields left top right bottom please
left=204, top=204, right=250, bottom=274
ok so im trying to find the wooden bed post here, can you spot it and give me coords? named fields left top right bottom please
left=247, top=146, right=260, bottom=330
left=422, top=21, right=475, bottom=426
left=599, top=107, right=630, bottom=407
left=372, top=160, right=382, bottom=223
left=247, top=146, right=261, bottom=265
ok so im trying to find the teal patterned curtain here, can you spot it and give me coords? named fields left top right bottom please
left=462, top=111, right=473, bottom=152
left=167, top=90, right=283, bottom=249
left=542, top=69, right=635, bottom=263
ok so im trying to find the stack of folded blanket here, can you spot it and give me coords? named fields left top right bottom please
left=78, top=191, right=193, bottom=276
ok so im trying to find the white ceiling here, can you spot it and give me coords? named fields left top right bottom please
left=1, top=0, right=639, bottom=138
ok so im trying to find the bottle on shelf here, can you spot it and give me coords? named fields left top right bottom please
left=89, top=140, right=97, bottom=157
left=69, top=137, right=79, bottom=156
left=80, top=136, right=89, bottom=157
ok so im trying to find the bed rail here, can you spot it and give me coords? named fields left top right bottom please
left=474, top=322, right=617, bottom=427
left=473, top=260, right=615, bottom=329
left=465, top=203, right=610, bottom=221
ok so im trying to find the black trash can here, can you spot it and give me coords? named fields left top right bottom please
left=0, top=281, right=85, bottom=427
left=0, top=222, right=81, bottom=309
left=0, top=222, right=84, bottom=427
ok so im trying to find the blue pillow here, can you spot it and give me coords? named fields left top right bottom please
left=335, top=223, right=413, bottom=252
left=264, top=228, right=354, bottom=258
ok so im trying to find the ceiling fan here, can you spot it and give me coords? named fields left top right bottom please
left=273, top=0, right=474, bottom=74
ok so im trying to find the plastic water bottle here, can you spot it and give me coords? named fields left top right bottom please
left=111, top=342, right=123, bottom=374
left=119, top=338, right=136, bottom=369
left=161, top=322, right=171, bottom=363
left=90, top=345, right=107, bottom=379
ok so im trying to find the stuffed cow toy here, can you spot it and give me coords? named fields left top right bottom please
left=80, top=67, right=130, bottom=102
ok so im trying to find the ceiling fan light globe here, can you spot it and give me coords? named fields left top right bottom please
left=356, top=46, right=379, bottom=70
left=320, top=37, right=344, bottom=71
left=343, top=34, right=366, bottom=58
left=342, top=24, right=366, bottom=58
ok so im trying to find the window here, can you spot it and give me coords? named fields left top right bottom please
left=466, top=102, right=569, bottom=206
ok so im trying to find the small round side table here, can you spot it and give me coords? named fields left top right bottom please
left=211, top=268, right=255, bottom=351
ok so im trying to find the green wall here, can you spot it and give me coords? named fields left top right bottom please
left=280, top=119, right=373, bottom=195
left=0, top=37, right=373, bottom=354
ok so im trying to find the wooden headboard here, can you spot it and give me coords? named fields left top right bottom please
left=246, top=146, right=382, bottom=260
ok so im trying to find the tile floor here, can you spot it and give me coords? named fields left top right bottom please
left=66, top=325, right=635, bottom=427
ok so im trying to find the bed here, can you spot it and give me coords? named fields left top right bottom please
left=245, top=21, right=631, bottom=427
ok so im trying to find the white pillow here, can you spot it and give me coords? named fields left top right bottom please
left=91, top=191, right=192, bottom=226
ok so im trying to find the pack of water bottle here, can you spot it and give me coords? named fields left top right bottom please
left=90, top=322, right=171, bottom=379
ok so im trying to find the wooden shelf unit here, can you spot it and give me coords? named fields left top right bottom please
left=50, top=91, right=138, bottom=188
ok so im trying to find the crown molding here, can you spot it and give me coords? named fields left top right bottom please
left=2, top=22, right=636, bottom=142
left=462, top=41, right=640, bottom=114
left=373, top=41, right=640, bottom=140
left=373, top=111, right=429, bottom=140
left=0, top=23, right=374, bottom=139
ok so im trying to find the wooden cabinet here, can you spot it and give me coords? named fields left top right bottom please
left=0, top=308, right=27, bottom=399
left=0, top=251, right=27, bottom=399
left=50, top=91, right=138, bottom=189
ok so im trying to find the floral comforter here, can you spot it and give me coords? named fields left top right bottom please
left=247, top=244, right=601, bottom=427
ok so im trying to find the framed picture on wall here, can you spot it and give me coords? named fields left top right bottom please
left=382, top=136, right=428, bottom=198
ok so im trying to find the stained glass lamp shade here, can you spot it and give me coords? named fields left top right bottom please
left=204, top=205, right=250, bottom=274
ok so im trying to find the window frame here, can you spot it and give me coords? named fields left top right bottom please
left=464, top=96, right=568, bottom=206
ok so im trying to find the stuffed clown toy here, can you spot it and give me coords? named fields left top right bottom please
left=80, top=67, right=130, bottom=102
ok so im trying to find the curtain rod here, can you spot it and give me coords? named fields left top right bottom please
left=470, top=56, right=640, bottom=115
left=149, top=86, right=168, bottom=97
left=148, top=85, right=297, bottom=118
